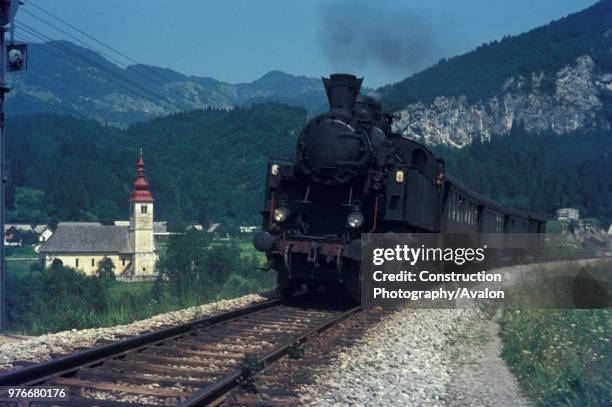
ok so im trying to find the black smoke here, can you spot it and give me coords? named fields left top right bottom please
left=316, top=1, right=438, bottom=76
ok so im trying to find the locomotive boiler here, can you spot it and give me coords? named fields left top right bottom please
left=253, top=74, right=545, bottom=300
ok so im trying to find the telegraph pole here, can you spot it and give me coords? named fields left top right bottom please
left=0, top=0, right=22, bottom=332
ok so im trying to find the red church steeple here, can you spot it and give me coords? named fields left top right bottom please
left=129, top=149, right=154, bottom=202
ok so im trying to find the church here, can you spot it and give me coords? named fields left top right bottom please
left=39, top=152, right=158, bottom=281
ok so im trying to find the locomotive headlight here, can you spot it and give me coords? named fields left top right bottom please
left=347, top=211, right=364, bottom=228
left=273, top=207, right=290, bottom=223
left=271, top=164, right=280, bottom=176
left=395, top=170, right=405, bottom=183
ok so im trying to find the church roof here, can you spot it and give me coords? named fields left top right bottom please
left=58, top=222, right=102, bottom=226
left=153, top=221, right=167, bottom=234
left=39, top=224, right=133, bottom=254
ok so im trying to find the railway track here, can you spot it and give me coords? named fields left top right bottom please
left=0, top=296, right=361, bottom=406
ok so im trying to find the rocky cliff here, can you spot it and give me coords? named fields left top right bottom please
left=392, top=55, right=611, bottom=147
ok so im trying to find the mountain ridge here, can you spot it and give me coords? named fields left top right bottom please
left=6, top=40, right=326, bottom=126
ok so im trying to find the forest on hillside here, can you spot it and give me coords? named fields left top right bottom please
left=380, top=0, right=612, bottom=115
left=7, top=104, right=305, bottom=228
left=435, top=124, right=612, bottom=224
left=6, top=106, right=612, bottom=229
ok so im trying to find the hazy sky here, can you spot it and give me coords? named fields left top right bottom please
left=16, top=0, right=597, bottom=88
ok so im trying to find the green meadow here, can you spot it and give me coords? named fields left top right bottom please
left=6, top=234, right=275, bottom=335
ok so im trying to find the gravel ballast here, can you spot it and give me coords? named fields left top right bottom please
left=0, top=293, right=268, bottom=373
left=299, top=307, right=531, bottom=406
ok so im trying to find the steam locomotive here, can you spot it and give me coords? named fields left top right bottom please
left=253, top=74, right=546, bottom=300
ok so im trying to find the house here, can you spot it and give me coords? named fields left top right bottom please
left=239, top=226, right=258, bottom=234
left=33, top=224, right=53, bottom=242
left=207, top=223, right=230, bottom=239
left=4, top=225, right=21, bottom=246
left=4, top=223, right=34, bottom=246
left=8, top=223, right=33, bottom=233
left=153, top=221, right=174, bottom=241
left=557, top=208, right=580, bottom=222
left=39, top=152, right=159, bottom=281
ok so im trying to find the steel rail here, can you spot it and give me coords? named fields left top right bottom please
left=0, top=297, right=282, bottom=387
left=179, top=305, right=362, bottom=406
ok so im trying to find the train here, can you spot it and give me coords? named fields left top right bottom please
left=253, top=74, right=546, bottom=300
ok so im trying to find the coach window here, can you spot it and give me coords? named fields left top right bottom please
left=470, top=203, right=474, bottom=224
left=470, top=203, right=473, bottom=223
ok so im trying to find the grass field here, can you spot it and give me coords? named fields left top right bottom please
left=212, top=239, right=265, bottom=261
left=6, top=245, right=37, bottom=258
left=6, top=238, right=276, bottom=335
left=501, top=309, right=611, bottom=406
left=500, top=262, right=612, bottom=406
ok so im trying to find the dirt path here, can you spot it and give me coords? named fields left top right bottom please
left=445, top=310, right=532, bottom=406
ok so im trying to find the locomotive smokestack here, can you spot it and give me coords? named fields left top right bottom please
left=322, top=74, right=363, bottom=115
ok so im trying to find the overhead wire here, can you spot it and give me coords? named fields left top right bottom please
left=26, top=0, right=176, bottom=85
left=15, top=21, right=182, bottom=113
left=20, top=7, right=174, bottom=90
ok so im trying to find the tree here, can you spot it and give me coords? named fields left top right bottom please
left=96, top=257, right=116, bottom=280
left=156, top=229, right=241, bottom=302
left=7, top=187, right=48, bottom=223
left=92, top=199, right=119, bottom=225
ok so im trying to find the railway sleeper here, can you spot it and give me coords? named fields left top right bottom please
left=101, top=360, right=225, bottom=378
left=50, top=377, right=190, bottom=398
left=77, top=369, right=211, bottom=389
left=126, top=353, right=234, bottom=369
left=145, top=347, right=245, bottom=360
